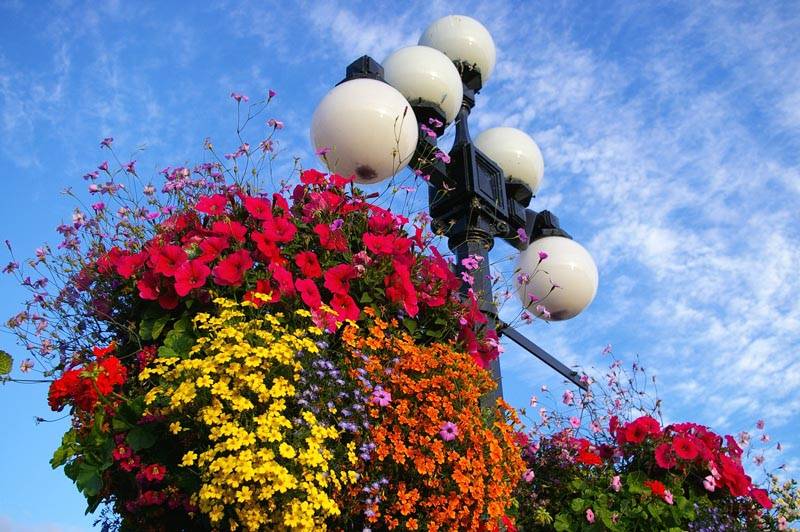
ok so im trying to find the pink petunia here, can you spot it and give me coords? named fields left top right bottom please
left=439, top=421, right=458, bottom=442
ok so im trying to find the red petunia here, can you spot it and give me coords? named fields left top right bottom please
left=330, top=173, right=355, bottom=187
left=672, top=435, right=699, bottom=461
left=367, top=209, right=396, bottom=234
left=113, top=251, right=148, bottom=279
left=212, top=249, right=253, bottom=286
left=149, top=245, right=188, bottom=277
left=750, top=487, right=773, bottom=509
left=195, top=194, right=228, bottom=215
left=137, top=271, right=162, bottom=301
left=301, top=168, right=326, bottom=185
left=330, top=293, right=360, bottom=322
left=314, top=223, right=348, bottom=252
left=244, top=279, right=275, bottom=307
left=385, top=261, right=418, bottom=317
left=294, top=251, right=322, bottom=278
left=211, top=220, right=247, bottom=242
left=295, top=278, right=322, bottom=309
left=262, top=215, right=297, bottom=243
left=323, top=264, right=357, bottom=295
left=251, top=230, right=284, bottom=264
left=269, top=263, right=295, bottom=299
left=655, top=443, right=677, bottom=469
left=624, top=416, right=661, bottom=444
left=197, top=237, right=229, bottom=263
left=243, top=195, right=272, bottom=220
left=174, top=259, right=211, bottom=296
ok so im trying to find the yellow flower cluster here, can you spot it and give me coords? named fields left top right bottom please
left=140, top=298, right=357, bottom=531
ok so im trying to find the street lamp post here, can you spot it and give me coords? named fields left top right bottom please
left=310, top=15, right=599, bottom=400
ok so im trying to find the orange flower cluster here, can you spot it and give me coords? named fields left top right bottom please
left=343, top=317, right=525, bottom=531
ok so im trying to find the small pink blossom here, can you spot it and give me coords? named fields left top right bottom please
left=585, top=509, right=595, bottom=523
left=98, top=161, right=109, bottom=172
left=267, top=118, right=284, bottom=129
left=316, top=146, right=332, bottom=156
left=756, top=419, right=765, bottom=430
left=569, top=416, right=580, bottom=429
left=230, top=92, right=249, bottom=102
left=663, top=490, right=674, bottom=505
left=536, top=304, right=551, bottom=320
left=538, top=250, right=548, bottom=261
left=611, top=475, right=622, bottom=492
left=434, top=150, right=451, bottom=164
left=522, top=469, right=535, bottom=482
left=20, top=359, right=34, bottom=373
left=100, top=137, right=113, bottom=148
left=517, top=227, right=528, bottom=242
left=703, top=475, right=716, bottom=492
left=562, top=390, right=575, bottom=405
left=370, top=387, right=391, bottom=407
left=439, top=421, right=458, bottom=441
left=427, top=117, right=443, bottom=129
left=124, top=160, right=136, bottom=174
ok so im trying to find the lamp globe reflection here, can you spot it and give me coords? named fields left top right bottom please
left=474, top=126, right=545, bottom=194
left=310, top=78, right=418, bottom=184
left=516, top=236, right=598, bottom=321
left=419, top=15, right=497, bottom=82
left=383, top=45, right=464, bottom=125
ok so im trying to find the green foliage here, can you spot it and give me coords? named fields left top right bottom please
left=0, top=350, right=12, bottom=375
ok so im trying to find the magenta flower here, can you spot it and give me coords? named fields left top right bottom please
left=586, top=509, right=595, bottom=523
left=434, top=150, right=451, bottom=164
left=268, top=89, right=277, bottom=100
left=98, top=161, right=109, bottom=172
left=756, top=419, right=765, bottom=430
left=370, top=387, right=391, bottom=407
left=664, top=490, right=674, bottom=505
left=316, top=146, right=332, bottom=156
left=569, top=416, right=580, bottom=429
left=420, top=124, right=437, bottom=139
left=124, top=160, right=137, bottom=174
left=461, top=256, right=480, bottom=271
left=538, top=250, right=548, bottom=261
left=517, top=227, right=528, bottom=242
left=100, top=137, right=113, bottom=148
left=428, top=117, right=443, bottom=129
left=522, top=469, right=535, bottom=482
left=91, top=202, right=105, bottom=212
left=439, top=421, right=458, bottom=441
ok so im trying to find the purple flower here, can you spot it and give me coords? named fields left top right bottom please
left=522, top=469, right=535, bottom=482
left=230, top=92, right=249, bottom=103
left=267, top=118, right=284, bottom=129
left=98, top=161, right=109, bottom=172
left=439, top=421, right=458, bottom=441
left=124, top=160, right=136, bottom=174
left=517, top=227, right=528, bottom=242
left=316, top=146, right=331, bottom=156
left=370, top=387, right=391, bottom=407
left=461, top=256, right=480, bottom=271
left=420, top=124, right=437, bottom=139
left=538, top=250, right=548, bottom=262
left=100, top=137, right=113, bottom=148
left=434, top=150, right=451, bottom=164
left=329, top=218, right=344, bottom=231
left=428, top=117, right=443, bottom=129
left=91, top=202, right=105, bottom=212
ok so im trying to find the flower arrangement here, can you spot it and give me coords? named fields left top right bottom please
left=3, top=96, right=522, bottom=531
left=512, top=351, right=794, bottom=531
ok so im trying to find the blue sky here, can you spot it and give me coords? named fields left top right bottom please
left=1, top=0, right=799, bottom=529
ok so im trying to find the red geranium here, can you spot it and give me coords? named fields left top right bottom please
left=750, top=487, right=773, bottom=509
left=672, top=435, right=699, bottom=461
left=654, top=443, right=677, bottom=469
left=576, top=450, right=603, bottom=466
left=644, top=479, right=666, bottom=498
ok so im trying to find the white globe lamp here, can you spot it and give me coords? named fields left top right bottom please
left=382, top=45, right=464, bottom=125
left=419, top=15, right=496, bottom=83
left=516, top=236, right=598, bottom=321
left=310, top=78, right=419, bottom=184
left=474, top=127, right=545, bottom=194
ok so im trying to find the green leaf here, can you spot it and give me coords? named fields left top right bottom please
left=151, top=315, right=171, bottom=340
left=570, top=498, right=586, bottom=513
left=403, top=318, right=417, bottom=334
left=359, top=292, right=373, bottom=304
left=139, top=318, right=154, bottom=341
left=0, top=350, right=12, bottom=375
left=554, top=513, right=573, bottom=532
left=76, top=463, right=102, bottom=497
left=112, top=417, right=133, bottom=431
left=51, top=429, right=78, bottom=469
left=127, top=425, right=156, bottom=451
